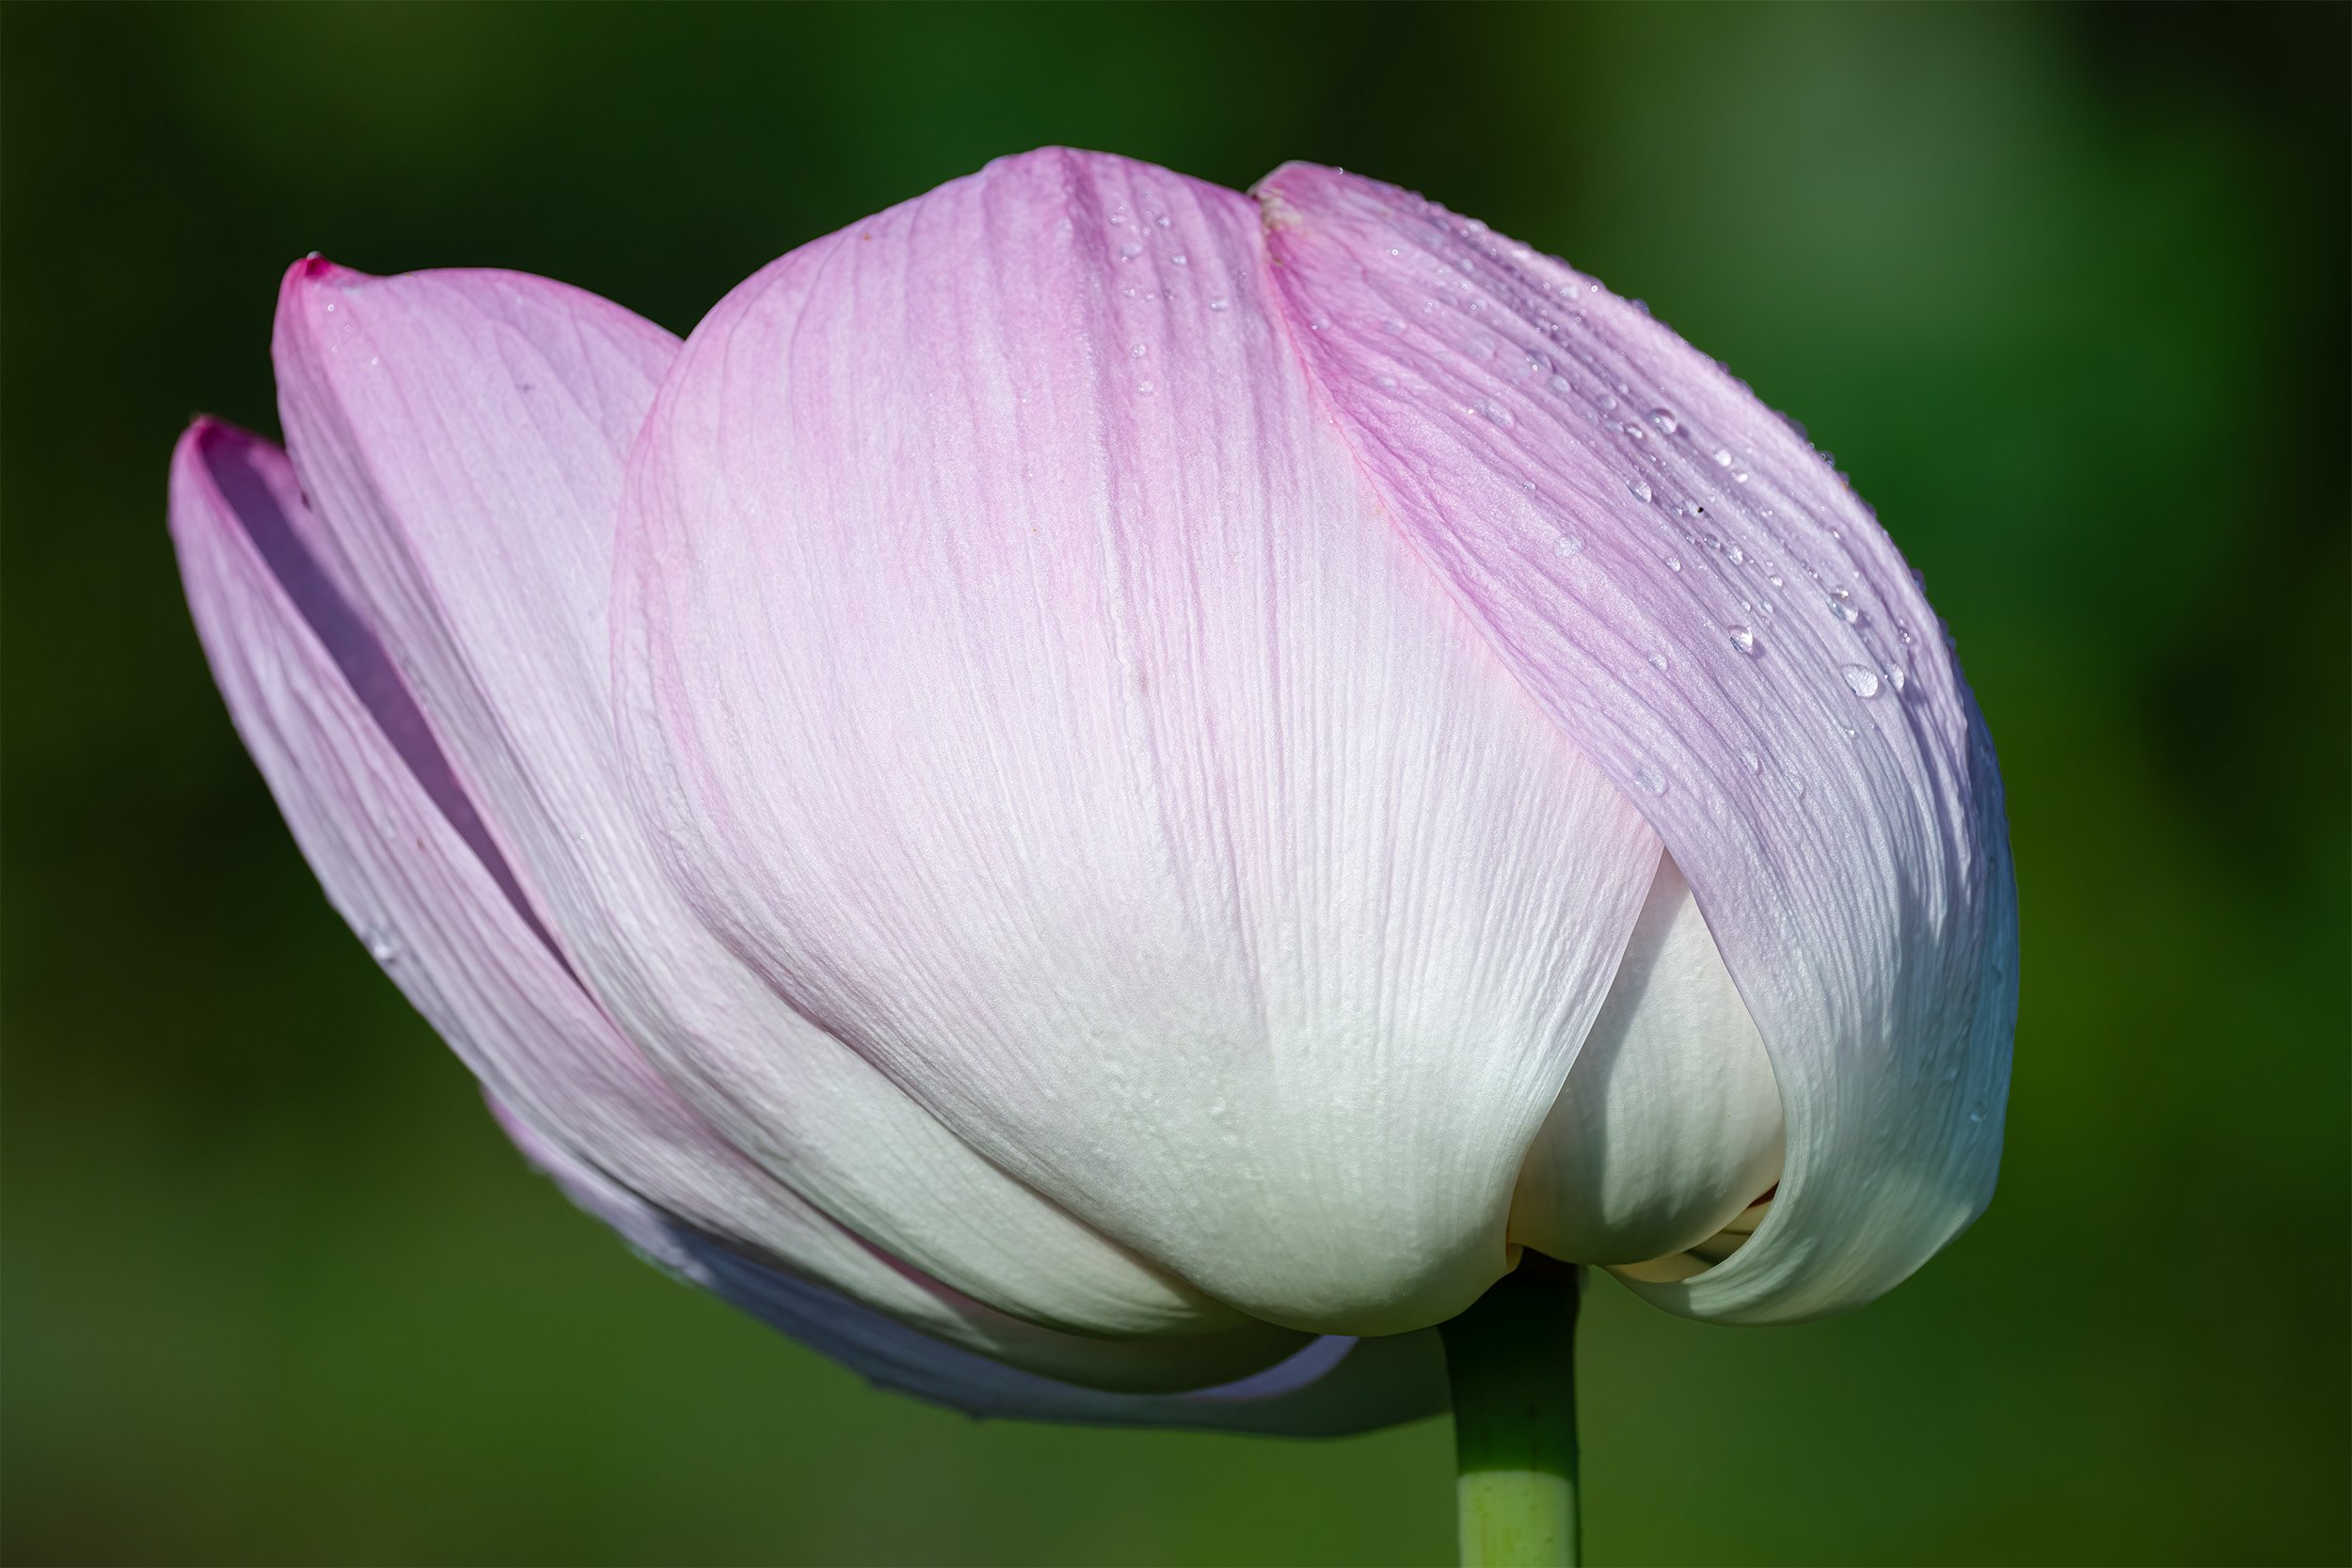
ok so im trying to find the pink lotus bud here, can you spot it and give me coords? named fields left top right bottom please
left=169, top=150, right=2014, bottom=1435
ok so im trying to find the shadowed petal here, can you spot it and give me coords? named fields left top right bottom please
left=168, top=419, right=1308, bottom=1393
left=497, top=1098, right=1449, bottom=1436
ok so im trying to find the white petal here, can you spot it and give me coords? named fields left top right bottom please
left=1513, top=852, right=1784, bottom=1264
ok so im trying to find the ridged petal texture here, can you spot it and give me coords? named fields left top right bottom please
left=1255, top=163, right=2016, bottom=1321
left=175, top=276, right=1437, bottom=1427
left=172, top=147, right=2015, bottom=1433
left=617, top=149, right=1664, bottom=1336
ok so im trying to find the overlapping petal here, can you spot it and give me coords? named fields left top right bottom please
left=264, top=262, right=1249, bottom=1342
left=495, top=1098, right=1448, bottom=1435
left=614, top=147, right=1664, bottom=1334
left=167, top=420, right=1305, bottom=1395
left=1255, top=163, right=2018, bottom=1322
left=1513, top=852, right=1785, bottom=1266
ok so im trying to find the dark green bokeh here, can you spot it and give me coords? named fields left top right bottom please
left=5, top=4, right=2344, bottom=1563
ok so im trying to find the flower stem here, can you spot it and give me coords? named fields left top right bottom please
left=1438, top=1255, right=1583, bottom=1568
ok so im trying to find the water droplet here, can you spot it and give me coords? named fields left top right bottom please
left=363, top=927, right=399, bottom=963
left=1130, top=342, right=1148, bottom=357
left=1548, top=373, right=1572, bottom=395
left=1152, top=213, right=1171, bottom=228
left=1967, top=1102, right=1988, bottom=1126
left=1738, top=747, right=1760, bottom=772
left=1883, top=665, right=1908, bottom=694
left=1828, top=585, right=1851, bottom=601
left=1727, top=626, right=1757, bottom=656
left=1941, top=1065, right=1961, bottom=1084
left=1733, top=470, right=1750, bottom=483
left=1632, top=763, right=1668, bottom=796
left=1713, top=448, right=1735, bottom=467
left=1598, top=390, right=1619, bottom=410
left=1384, top=316, right=1406, bottom=334
left=1628, top=480, right=1653, bottom=503
left=1120, top=241, right=1142, bottom=260
left=1375, top=374, right=1398, bottom=389
left=1477, top=399, right=1514, bottom=427
left=1768, top=573, right=1784, bottom=588
left=1842, top=664, right=1882, bottom=698
left=1725, top=544, right=1746, bottom=565
left=1647, top=407, right=1678, bottom=436
left=1648, top=652, right=1669, bottom=671
left=1663, top=555, right=1681, bottom=572
left=1136, top=379, right=1155, bottom=395
left=1208, top=296, right=1230, bottom=311
left=1169, top=252, right=1188, bottom=266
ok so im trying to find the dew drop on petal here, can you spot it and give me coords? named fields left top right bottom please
left=1632, top=763, right=1668, bottom=796
left=1738, top=747, right=1761, bottom=772
left=1727, top=626, right=1757, bottom=656
left=1842, top=663, right=1882, bottom=698
left=1628, top=479, right=1654, bottom=503
left=1208, top=296, right=1230, bottom=311
left=1648, top=407, right=1678, bottom=436
left=1726, top=544, right=1746, bottom=565
left=1713, top=447, right=1734, bottom=467
left=1120, top=241, right=1142, bottom=260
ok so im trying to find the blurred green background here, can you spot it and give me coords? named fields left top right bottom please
left=4, top=4, right=2345, bottom=1564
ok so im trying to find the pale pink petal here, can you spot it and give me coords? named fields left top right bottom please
left=1256, top=164, right=2017, bottom=1323
left=496, top=1099, right=1446, bottom=1435
left=265, top=270, right=1246, bottom=1340
left=168, top=419, right=1305, bottom=1394
left=616, top=148, right=1661, bottom=1334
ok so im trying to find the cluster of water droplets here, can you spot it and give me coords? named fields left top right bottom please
left=1325, top=189, right=1949, bottom=806
left=1093, top=195, right=1239, bottom=402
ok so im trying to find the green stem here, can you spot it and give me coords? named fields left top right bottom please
left=1438, top=1255, right=1582, bottom=1568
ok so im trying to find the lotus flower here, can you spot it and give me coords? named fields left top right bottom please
left=168, top=149, right=2015, bottom=1438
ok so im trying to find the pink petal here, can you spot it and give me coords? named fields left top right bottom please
left=266, top=264, right=1249, bottom=1340
left=1256, top=164, right=2017, bottom=1322
left=616, top=148, right=1661, bottom=1334
left=168, top=419, right=1306, bottom=1396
